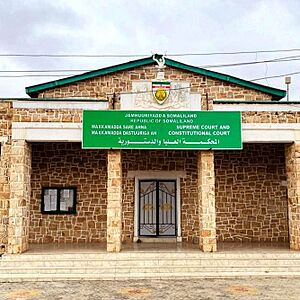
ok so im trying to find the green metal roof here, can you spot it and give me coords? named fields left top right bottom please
left=25, top=56, right=286, bottom=100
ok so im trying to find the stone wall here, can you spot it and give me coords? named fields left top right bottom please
left=37, top=65, right=272, bottom=101
left=0, top=102, right=12, bottom=250
left=8, top=140, right=31, bottom=253
left=215, top=144, right=288, bottom=242
left=122, top=150, right=199, bottom=243
left=0, top=143, right=10, bottom=249
left=30, top=143, right=107, bottom=243
left=12, top=108, right=83, bottom=123
left=0, top=102, right=12, bottom=136
left=285, top=143, right=300, bottom=250
left=242, top=111, right=300, bottom=123
left=29, top=144, right=290, bottom=245
left=30, top=147, right=200, bottom=244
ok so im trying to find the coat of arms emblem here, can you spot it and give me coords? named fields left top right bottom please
left=152, top=54, right=171, bottom=105
left=152, top=81, right=171, bottom=104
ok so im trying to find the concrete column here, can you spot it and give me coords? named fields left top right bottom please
left=198, top=150, right=217, bottom=252
left=7, top=140, right=31, bottom=254
left=285, top=142, right=300, bottom=250
left=107, top=150, right=122, bottom=252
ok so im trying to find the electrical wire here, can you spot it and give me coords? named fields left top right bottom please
left=0, top=70, right=91, bottom=73
left=0, top=54, right=147, bottom=58
left=1, top=47, right=300, bottom=58
left=0, top=74, right=73, bottom=78
left=1, top=55, right=300, bottom=77
left=168, top=48, right=300, bottom=57
left=200, top=56, right=300, bottom=69
left=251, top=70, right=300, bottom=81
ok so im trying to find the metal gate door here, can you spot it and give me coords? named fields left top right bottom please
left=138, top=180, right=177, bottom=237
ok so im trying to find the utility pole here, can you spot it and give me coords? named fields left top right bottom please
left=285, top=76, right=291, bottom=101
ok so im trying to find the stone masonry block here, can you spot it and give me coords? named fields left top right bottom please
left=286, top=142, right=300, bottom=251
left=198, top=151, right=217, bottom=252
left=107, top=150, right=122, bottom=252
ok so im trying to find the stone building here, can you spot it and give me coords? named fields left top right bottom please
left=0, top=55, right=300, bottom=254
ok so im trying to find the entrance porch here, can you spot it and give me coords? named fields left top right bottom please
left=4, top=141, right=300, bottom=254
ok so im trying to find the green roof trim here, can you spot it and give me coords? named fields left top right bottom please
left=165, top=58, right=286, bottom=100
left=26, top=57, right=154, bottom=97
left=26, top=56, right=286, bottom=100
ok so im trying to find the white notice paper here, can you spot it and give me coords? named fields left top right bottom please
left=60, top=201, right=67, bottom=211
left=44, top=195, right=51, bottom=211
left=50, top=196, right=57, bottom=210
left=49, top=190, right=57, bottom=197
left=62, top=189, right=70, bottom=198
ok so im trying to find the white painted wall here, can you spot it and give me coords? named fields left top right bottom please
left=13, top=100, right=108, bottom=110
left=214, top=103, right=300, bottom=112
left=120, top=81, right=201, bottom=111
left=11, top=122, right=300, bottom=143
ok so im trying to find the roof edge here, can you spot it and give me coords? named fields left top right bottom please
left=26, top=57, right=154, bottom=97
left=165, top=58, right=286, bottom=100
left=26, top=56, right=286, bottom=100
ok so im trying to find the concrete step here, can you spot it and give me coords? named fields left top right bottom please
left=2, top=252, right=300, bottom=261
left=1, top=270, right=300, bottom=282
left=1, top=265, right=300, bottom=274
left=1, top=258, right=300, bottom=268
left=1, top=251, right=300, bottom=281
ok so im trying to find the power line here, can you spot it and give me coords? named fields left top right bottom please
left=251, top=70, right=300, bottom=81
left=1, top=55, right=300, bottom=77
left=1, top=48, right=300, bottom=58
left=0, top=54, right=147, bottom=58
left=0, top=70, right=91, bottom=73
left=202, top=55, right=300, bottom=68
left=0, top=74, right=72, bottom=78
left=1, top=53, right=300, bottom=81
left=168, top=48, right=300, bottom=57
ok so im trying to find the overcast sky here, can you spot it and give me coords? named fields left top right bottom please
left=0, top=0, right=300, bottom=100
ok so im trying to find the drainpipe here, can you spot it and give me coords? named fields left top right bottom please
left=111, top=92, right=116, bottom=110
left=206, top=92, right=209, bottom=111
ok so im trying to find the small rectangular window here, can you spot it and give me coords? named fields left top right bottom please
left=42, top=187, right=76, bottom=214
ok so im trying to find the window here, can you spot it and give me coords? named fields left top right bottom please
left=41, top=187, right=76, bottom=214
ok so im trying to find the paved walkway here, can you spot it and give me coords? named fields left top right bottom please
left=1, top=277, right=300, bottom=300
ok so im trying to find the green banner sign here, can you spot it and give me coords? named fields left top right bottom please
left=82, top=110, right=242, bottom=150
